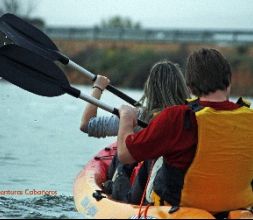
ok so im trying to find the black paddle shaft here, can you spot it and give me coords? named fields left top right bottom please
left=0, top=13, right=140, bottom=107
left=0, top=44, right=147, bottom=128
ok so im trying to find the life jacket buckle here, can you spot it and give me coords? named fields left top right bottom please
left=92, top=190, right=106, bottom=201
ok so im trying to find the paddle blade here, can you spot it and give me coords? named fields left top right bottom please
left=0, top=30, right=14, bottom=48
left=1, top=13, right=58, bottom=51
left=0, top=45, right=69, bottom=97
left=0, top=14, right=66, bottom=63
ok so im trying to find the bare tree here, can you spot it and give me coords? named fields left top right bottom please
left=99, top=16, right=142, bottom=29
left=0, top=0, right=45, bottom=27
left=0, top=0, right=38, bottom=18
left=25, top=0, right=38, bottom=17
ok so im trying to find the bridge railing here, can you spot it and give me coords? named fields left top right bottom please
left=44, top=27, right=253, bottom=44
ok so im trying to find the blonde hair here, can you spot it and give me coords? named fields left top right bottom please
left=139, top=60, right=190, bottom=122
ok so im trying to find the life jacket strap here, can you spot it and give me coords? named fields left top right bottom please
left=184, top=98, right=203, bottom=129
left=185, top=98, right=204, bottom=112
left=236, top=97, right=251, bottom=108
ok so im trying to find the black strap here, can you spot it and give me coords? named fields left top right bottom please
left=186, top=98, right=204, bottom=112
left=214, top=211, right=229, bottom=219
left=183, top=110, right=192, bottom=130
left=236, top=97, right=251, bottom=108
left=184, top=99, right=204, bottom=130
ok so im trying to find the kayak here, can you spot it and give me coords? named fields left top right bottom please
left=73, top=143, right=253, bottom=219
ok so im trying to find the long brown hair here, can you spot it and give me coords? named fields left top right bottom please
left=139, top=60, right=190, bottom=122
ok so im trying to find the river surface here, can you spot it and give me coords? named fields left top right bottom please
left=0, top=82, right=142, bottom=219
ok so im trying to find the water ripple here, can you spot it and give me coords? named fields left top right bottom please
left=0, top=195, right=83, bottom=219
left=0, top=155, right=17, bottom=161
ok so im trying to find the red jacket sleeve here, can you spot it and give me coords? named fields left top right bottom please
left=125, top=105, right=197, bottom=165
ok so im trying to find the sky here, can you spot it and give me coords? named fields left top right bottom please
left=18, top=0, right=253, bottom=30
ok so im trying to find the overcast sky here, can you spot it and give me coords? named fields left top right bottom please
left=25, top=0, right=253, bottom=30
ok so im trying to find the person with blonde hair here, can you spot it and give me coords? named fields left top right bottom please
left=80, top=60, right=189, bottom=137
left=80, top=60, right=190, bottom=204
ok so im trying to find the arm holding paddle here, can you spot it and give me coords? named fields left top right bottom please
left=117, top=105, right=137, bottom=164
left=80, top=75, right=110, bottom=132
left=80, top=75, right=141, bottom=138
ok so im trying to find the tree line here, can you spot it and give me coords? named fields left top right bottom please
left=64, top=42, right=253, bottom=96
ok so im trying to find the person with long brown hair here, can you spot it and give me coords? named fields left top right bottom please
left=80, top=60, right=190, bottom=204
left=80, top=60, right=189, bottom=137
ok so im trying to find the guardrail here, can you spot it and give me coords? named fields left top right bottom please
left=44, top=27, right=253, bottom=44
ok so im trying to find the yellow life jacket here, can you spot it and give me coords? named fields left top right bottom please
left=181, top=102, right=253, bottom=212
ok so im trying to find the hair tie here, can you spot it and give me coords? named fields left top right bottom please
left=92, top=85, right=103, bottom=93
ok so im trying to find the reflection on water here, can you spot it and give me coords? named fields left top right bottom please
left=0, top=155, right=17, bottom=161
left=9, top=179, right=28, bottom=183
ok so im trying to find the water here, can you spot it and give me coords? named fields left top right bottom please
left=0, top=82, right=142, bottom=219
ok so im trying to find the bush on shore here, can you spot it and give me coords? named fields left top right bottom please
left=65, top=42, right=253, bottom=96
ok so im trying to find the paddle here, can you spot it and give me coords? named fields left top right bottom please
left=0, top=13, right=140, bottom=107
left=0, top=44, right=147, bottom=128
